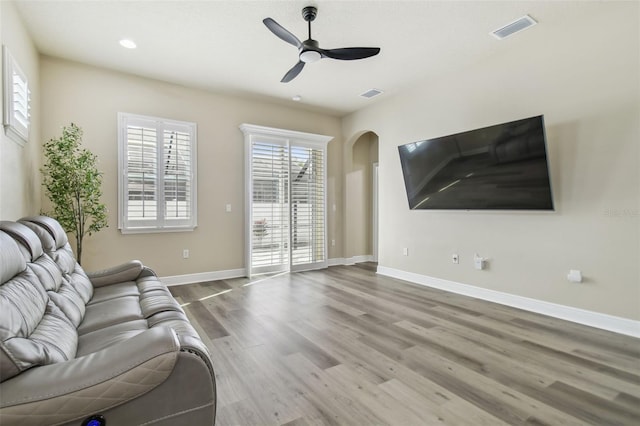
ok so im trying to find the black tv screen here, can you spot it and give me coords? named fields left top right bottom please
left=398, top=115, right=554, bottom=210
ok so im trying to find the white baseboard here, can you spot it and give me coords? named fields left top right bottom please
left=161, top=256, right=373, bottom=284
left=331, top=255, right=374, bottom=266
left=328, top=257, right=347, bottom=266
left=350, top=255, right=374, bottom=264
left=377, top=266, right=640, bottom=338
left=160, top=268, right=246, bottom=286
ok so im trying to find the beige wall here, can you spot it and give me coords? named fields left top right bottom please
left=40, top=57, right=343, bottom=276
left=342, top=3, right=639, bottom=320
left=0, top=1, right=41, bottom=220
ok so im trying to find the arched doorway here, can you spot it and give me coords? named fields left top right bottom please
left=344, top=131, right=379, bottom=263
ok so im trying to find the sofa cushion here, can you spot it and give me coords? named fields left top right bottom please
left=0, top=221, right=43, bottom=261
left=89, top=281, right=140, bottom=305
left=76, top=319, right=149, bottom=357
left=77, top=296, right=144, bottom=335
left=20, top=216, right=93, bottom=304
left=0, top=232, right=78, bottom=382
left=0, top=222, right=87, bottom=328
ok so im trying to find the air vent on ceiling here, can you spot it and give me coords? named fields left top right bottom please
left=491, top=15, right=537, bottom=40
left=360, top=88, right=383, bottom=99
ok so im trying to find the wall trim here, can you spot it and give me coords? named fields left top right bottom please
left=377, top=266, right=640, bottom=338
left=160, top=256, right=373, bottom=284
left=328, top=258, right=347, bottom=266
left=161, top=268, right=246, bottom=286
left=344, top=255, right=375, bottom=265
left=328, top=255, right=374, bottom=266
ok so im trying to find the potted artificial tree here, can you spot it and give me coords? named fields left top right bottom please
left=41, top=123, right=108, bottom=265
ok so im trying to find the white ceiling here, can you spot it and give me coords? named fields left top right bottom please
left=13, top=0, right=605, bottom=116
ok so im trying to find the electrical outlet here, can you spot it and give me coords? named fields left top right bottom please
left=452, top=254, right=459, bottom=264
left=474, top=254, right=484, bottom=270
left=403, top=247, right=409, bottom=256
left=331, top=239, right=336, bottom=247
left=225, top=204, right=232, bottom=212
left=183, top=249, right=189, bottom=259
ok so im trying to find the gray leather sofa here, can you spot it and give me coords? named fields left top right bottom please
left=0, top=216, right=216, bottom=425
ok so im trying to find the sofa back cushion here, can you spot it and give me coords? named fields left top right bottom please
left=0, top=221, right=87, bottom=327
left=0, top=231, right=78, bottom=383
left=20, top=216, right=93, bottom=304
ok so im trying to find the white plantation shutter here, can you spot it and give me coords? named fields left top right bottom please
left=3, top=47, right=31, bottom=145
left=118, top=113, right=197, bottom=233
left=125, top=125, right=158, bottom=221
left=241, top=124, right=331, bottom=277
left=163, top=126, right=193, bottom=222
left=12, top=72, right=30, bottom=129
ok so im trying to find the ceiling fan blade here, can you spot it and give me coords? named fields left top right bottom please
left=281, top=61, right=305, bottom=83
left=321, top=47, right=381, bottom=61
left=263, top=18, right=302, bottom=48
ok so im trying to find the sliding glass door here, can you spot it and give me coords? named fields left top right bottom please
left=241, top=124, right=332, bottom=277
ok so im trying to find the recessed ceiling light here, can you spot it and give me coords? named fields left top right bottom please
left=119, top=39, right=137, bottom=49
left=292, top=95, right=302, bottom=102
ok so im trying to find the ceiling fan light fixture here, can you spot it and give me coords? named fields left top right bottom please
left=300, top=50, right=321, bottom=63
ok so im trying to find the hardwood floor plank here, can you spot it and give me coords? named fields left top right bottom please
left=173, top=264, right=640, bottom=426
left=324, top=364, right=429, bottom=426
left=545, top=381, right=636, bottom=425
left=188, top=301, right=230, bottom=340
left=284, top=352, right=391, bottom=425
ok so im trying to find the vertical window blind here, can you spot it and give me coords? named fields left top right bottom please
left=118, top=113, right=197, bottom=233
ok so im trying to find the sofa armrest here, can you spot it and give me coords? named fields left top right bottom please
left=87, top=260, right=145, bottom=287
left=0, top=327, right=180, bottom=424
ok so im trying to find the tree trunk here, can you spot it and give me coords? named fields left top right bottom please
left=76, top=234, right=83, bottom=265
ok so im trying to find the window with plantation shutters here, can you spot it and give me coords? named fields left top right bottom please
left=118, top=113, right=197, bottom=233
left=241, top=124, right=332, bottom=277
left=3, top=47, right=31, bottom=145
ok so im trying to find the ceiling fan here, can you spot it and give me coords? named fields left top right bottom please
left=263, top=6, right=381, bottom=83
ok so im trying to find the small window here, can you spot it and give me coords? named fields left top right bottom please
left=3, top=46, right=30, bottom=145
left=118, top=112, right=197, bottom=233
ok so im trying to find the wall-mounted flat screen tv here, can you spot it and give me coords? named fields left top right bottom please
left=398, top=115, right=554, bottom=210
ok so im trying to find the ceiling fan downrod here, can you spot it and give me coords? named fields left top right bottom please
left=302, top=6, right=317, bottom=40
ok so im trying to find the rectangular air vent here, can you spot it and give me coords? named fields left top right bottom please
left=360, top=88, right=383, bottom=99
left=492, top=15, right=537, bottom=40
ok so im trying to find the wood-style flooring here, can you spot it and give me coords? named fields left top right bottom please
left=169, top=263, right=640, bottom=426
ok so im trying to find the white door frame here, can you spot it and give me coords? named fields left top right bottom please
left=372, top=162, right=379, bottom=263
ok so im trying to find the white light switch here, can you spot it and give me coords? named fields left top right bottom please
left=225, top=204, right=232, bottom=212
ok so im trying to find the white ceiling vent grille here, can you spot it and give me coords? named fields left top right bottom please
left=492, top=15, right=537, bottom=40
left=360, top=88, right=383, bottom=99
